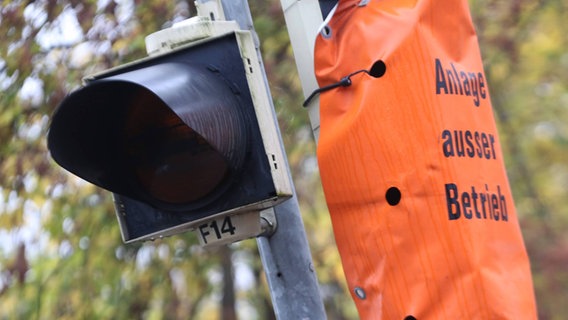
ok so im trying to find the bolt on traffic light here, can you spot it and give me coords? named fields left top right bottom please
left=47, top=27, right=292, bottom=243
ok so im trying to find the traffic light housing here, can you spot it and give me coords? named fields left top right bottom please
left=47, top=28, right=292, bottom=243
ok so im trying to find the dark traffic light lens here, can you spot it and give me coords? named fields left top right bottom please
left=48, top=62, right=249, bottom=211
left=123, top=91, right=230, bottom=204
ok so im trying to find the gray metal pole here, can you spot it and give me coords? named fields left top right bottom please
left=196, top=0, right=326, bottom=319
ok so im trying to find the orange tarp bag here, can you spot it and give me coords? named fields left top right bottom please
left=314, top=0, right=537, bottom=319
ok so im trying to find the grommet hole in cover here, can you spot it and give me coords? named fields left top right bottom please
left=321, top=25, right=332, bottom=38
left=354, top=286, right=366, bottom=299
left=369, top=60, right=387, bottom=78
left=386, top=187, right=401, bottom=206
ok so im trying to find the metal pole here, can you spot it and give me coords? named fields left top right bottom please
left=198, top=0, right=326, bottom=318
left=279, top=0, right=324, bottom=142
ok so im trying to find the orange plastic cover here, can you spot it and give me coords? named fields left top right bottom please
left=314, top=0, right=537, bottom=319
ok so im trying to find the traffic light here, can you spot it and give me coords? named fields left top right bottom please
left=47, top=26, right=292, bottom=243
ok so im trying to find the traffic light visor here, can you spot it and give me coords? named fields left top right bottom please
left=48, top=62, right=249, bottom=211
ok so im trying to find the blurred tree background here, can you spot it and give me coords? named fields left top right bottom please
left=0, top=0, right=566, bottom=319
